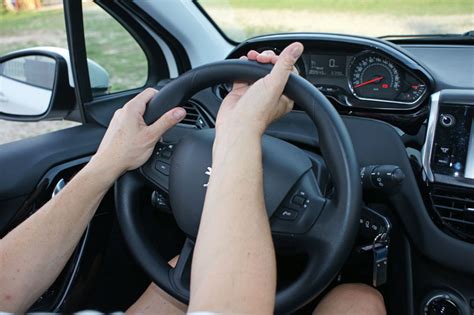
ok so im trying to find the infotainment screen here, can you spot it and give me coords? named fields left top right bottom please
left=464, top=118, right=474, bottom=179
left=431, top=104, right=474, bottom=181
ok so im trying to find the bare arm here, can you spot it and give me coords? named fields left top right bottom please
left=188, top=43, right=304, bottom=314
left=0, top=158, right=117, bottom=312
left=0, top=88, right=186, bottom=313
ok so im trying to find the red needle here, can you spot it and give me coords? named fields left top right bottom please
left=354, top=76, right=384, bottom=88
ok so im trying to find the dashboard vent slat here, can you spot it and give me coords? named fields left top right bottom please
left=178, top=101, right=214, bottom=129
left=434, top=204, right=465, bottom=213
left=430, top=185, right=474, bottom=242
left=441, top=217, right=474, bottom=226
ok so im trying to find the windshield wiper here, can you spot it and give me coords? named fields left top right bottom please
left=379, top=31, right=474, bottom=43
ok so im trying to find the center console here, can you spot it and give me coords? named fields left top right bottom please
left=423, top=90, right=474, bottom=188
left=420, top=90, right=474, bottom=315
left=422, top=90, right=474, bottom=244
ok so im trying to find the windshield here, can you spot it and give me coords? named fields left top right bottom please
left=198, top=0, right=474, bottom=42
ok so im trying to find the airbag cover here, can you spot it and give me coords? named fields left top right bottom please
left=169, top=129, right=312, bottom=237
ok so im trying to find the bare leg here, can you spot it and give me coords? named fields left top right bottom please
left=128, top=262, right=385, bottom=315
left=126, top=256, right=187, bottom=315
left=313, top=283, right=386, bottom=315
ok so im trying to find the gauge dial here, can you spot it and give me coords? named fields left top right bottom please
left=397, top=73, right=427, bottom=103
left=349, top=53, right=401, bottom=101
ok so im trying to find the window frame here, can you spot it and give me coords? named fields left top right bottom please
left=64, top=0, right=91, bottom=123
left=63, top=0, right=173, bottom=123
left=193, top=0, right=239, bottom=46
left=92, top=0, right=170, bottom=93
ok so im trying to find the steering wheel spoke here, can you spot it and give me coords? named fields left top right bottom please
left=140, top=141, right=177, bottom=192
left=270, top=170, right=327, bottom=236
left=169, top=238, right=194, bottom=300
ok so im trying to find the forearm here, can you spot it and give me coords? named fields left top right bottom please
left=0, top=158, right=117, bottom=312
left=189, top=130, right=276, bottom=314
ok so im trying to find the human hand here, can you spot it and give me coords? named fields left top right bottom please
left=215, top=42, right=304, bottom=139
left=91, top=88, right=186, bottom=177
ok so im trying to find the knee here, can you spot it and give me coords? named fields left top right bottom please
left=314, top=283, right=386, bottom=315
left=338, top=283, right=384, bottom=306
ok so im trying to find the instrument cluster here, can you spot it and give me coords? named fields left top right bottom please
left=295, top=50, right=428, bottom=109
left=227, top=35, right=433, bottom=112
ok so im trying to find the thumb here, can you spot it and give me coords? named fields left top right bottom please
left=267, top=42, right=304, bottom=93
left=148, top=107, right=186, bottom=137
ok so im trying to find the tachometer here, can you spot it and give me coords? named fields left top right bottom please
left=397, top=73, right=427, bottom=103
left=349, top=53, right=401, bottom=101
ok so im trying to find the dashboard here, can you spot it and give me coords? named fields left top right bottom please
left=223, top=34, right=436, bottom=134
left=298, top=50, right=427, bottom=106
left=215, top=34, right=474, bottom=314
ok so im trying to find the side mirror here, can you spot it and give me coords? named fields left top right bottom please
left=0, top=50, right=75, bottom=121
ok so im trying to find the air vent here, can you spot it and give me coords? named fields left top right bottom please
left=180, top=101, right=214, bottom=129
left=430, top=185, right=474, bottom=242
left=213, top=82, right=232, bottom=101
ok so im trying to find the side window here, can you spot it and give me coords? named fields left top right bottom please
left=83, top=2, right=148, bottom=95
left=0, top=1, right=79, bottom=145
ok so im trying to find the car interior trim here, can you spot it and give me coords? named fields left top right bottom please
left=228, top=33, right=434, bottom=112
left=421, top=91, right=440, bottom=182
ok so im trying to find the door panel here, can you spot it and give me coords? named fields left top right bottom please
left=0, top=124, right=105, bottom=200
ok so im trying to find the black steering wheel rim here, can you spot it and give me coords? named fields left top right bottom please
left=115, top=60, right=361, bottom=314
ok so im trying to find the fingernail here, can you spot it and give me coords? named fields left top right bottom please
left=173, top=108, right=186, bottom=120
left=291, top=44, right=303, bottom=59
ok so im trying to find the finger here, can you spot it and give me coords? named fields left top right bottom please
left=281, top=95, right=294, bottom=112
left=148, top=107, right=186, bottom=137
left=267, top=42, right=304, bottom=93
left=231, top=81, right=249, bottom=96
left=233, top=56, right=249, bottom=92
left=124, top=87, right=157, bottom=115
left=168, top=255, right=179, bottom=268
left=256, top=50, right=277, bottom=64
left=292, top=65, right=299, bottom=75
left=247, top=50, right=259, bottom=60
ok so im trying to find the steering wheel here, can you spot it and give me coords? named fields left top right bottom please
left=115, top=60, right=361, bottom=314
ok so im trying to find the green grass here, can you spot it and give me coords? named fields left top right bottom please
left=0, top=5, right=147, bottom=93
left=82, top=7, right=147, bottom=92
left=200, top=0, right=474, bottom=15
left=0, top=9, right=67, bottom=54
left=200, top=0, right=474, bottom=42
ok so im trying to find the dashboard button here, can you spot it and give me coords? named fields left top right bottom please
left=439, top=114, right=456, bottom=128
left=155, top=161, right=170, bottom=176
left=276, top=208, right=298, bottom=221
left=436, top=145, right=451, bottom=155
left=158, top=149, right=173, bottom=162
left=453, top=162, right=463, bottom=171
left=292, top=195, right=306, bottom=206
left=436, top=156, right=450, bottom=166
left=161, top=149, right=172, bottom=159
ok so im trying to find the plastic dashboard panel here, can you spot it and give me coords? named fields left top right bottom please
left=0, top=124, right=105, bottom=200
left=341, top=116, right=474, bottom=275
left=269, top=113, right=474, bottom=275
left=141, top=91, right=474, bottom=275
left=218, top=33, right=438, bottom=135
left=227, top=33, right=434, bottom=110
left=183, top=33, right=474, bottom=273
left=402, top=45, right=474, bottom=90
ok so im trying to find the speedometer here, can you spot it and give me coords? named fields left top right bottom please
left=349, top=53, right=401, bottom=101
